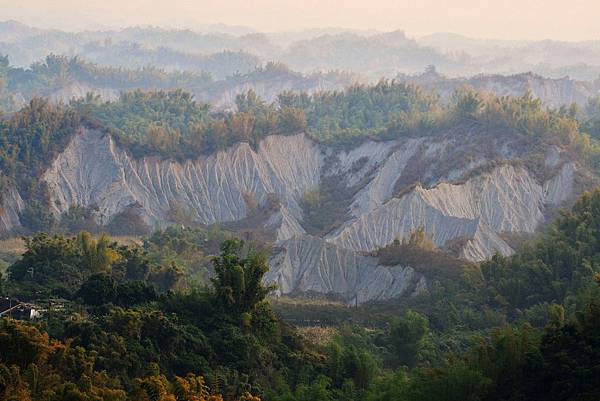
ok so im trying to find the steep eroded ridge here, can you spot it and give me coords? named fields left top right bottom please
left=402, top=71, right=600, bottom=108
left=42, top=128, right=322, bottom=228
left=326, top=164, right=572, bottom=260
left=0, top=185, right=24, bottom=235
left=267, top=235, right=425, bottom=305
left=33, top=127, right=584, bottom=303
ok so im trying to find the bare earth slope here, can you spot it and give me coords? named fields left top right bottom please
left=3, top=127, right=587, bottom=303
left=0, top=185, right=24, bottom=236
left=401, top=70, right=600, bottom=108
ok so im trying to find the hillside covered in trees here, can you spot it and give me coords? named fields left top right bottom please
left=2, top=77, right=598, bottom=162
left=2, top=9, right=600, bottom=401
left=0, top=79, right=599, bottom=251
left=0, top=55, right=356, bottom=113
left=0, top=61, right=598, bottom=401
left=1, top=187, right=600, bottom=401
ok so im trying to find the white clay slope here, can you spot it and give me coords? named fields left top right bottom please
left=0, top=185, right=24, bottom=235
left=267, top=235, right=425, bottom=305
left=327, top=164, right=563, bottom=260
left=35, top=128, right=582, bottom=303
left=42, top=128, right=322, bottom=229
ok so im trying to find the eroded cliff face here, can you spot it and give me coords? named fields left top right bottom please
left=42, top=129, right=322, bottom=230
left=267, top=236, right=425, bottom=305
left=327, top=165, right=548, bottom=261
left=36, top=128, right=584, bottom=303
left=0, top=185, right=24, bottom=236
left=403, top=71, right=599, bottom=108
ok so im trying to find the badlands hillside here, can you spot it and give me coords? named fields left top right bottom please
left=3, top=14, right=600, bottom=401
left=0, top=109, right=594, bottom=304
left=400, top=68, right=600, bottom=108
left=2, top=55, right=600, bottom=116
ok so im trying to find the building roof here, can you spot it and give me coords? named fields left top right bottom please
left=0, top=297, right=21, bottom=316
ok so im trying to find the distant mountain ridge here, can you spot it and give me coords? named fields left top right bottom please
left=4, top=20, right=600, bottom=80
left=0, top=56, right=359, bottom=112
left=2, top=54, right=599, bottom=118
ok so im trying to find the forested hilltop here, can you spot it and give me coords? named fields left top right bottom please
left=0, top=79, right=599, bottom=273
left=1, top=187, right=600, bottom=401
left=4, top=53, right=600, bottom=116
left=0, top=54, right=357, bottom=113
left=3, top=78, right=599, bottom=162
left=0, top=79, right=598, bottom=236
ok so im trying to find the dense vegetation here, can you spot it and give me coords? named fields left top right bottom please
left=0, top=238, right=301, bottom=401
left=72, top=80, right=599, bottom=160
left=70, top=86, right=308, bottom=158
left=1, top=188, right=600, bottom=401
left=1, top=75, right=599, bottom=234
left=582, top=95, right=600, bottom=144
left=0, top=97, right=82, bottom=201
left=2, top=65, right=599, bottom=163
left=143, top=225, right=233, bottom=288
left=0, top=54, right=215, bottom=111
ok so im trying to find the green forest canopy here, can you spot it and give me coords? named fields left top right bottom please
left=0, top=73, right=599, bottom=209
left=1, top=188, right=600, bottom=401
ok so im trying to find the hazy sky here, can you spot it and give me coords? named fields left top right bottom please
left=1, top=0, right=599, bottom=41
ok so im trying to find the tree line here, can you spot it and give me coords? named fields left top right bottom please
left=1, top=189, right=600, bottom=401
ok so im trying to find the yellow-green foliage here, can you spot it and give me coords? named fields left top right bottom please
left=399, top=227, right=437, bottom=252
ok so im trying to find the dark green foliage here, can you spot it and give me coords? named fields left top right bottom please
left=148, top=262, right=185, bottom=292
left=115, top=280, right=158, bottom=305
left=8, top=233, right=84, bottom=299
left=523, top=302, right=600, bottom=401
left=299, top=174, right=357, bottom=235
left=75, top=88, right=211, bottom=154
left=6, top=231, right=182, bottom=299
left=80, top=83, right=597, bottom=164
left=325, top=341, right=378, bottom=390
left=19, top=201, right=56, bottom=232
left=276, top=107, right=308, bottom=134
left=0, top=98, right=81, bottom=200
left=279, top=80, right=439, bottom=143
left=450, top=88, right=483, bottom=121
left=2, top=199, right=600, bottom=401
left=143, top=225, right=232, bottom=287
left=385, top=311, right=429, bottom=368
left=77, top=273, right=118, bottom=305
left=376, top=230, right=466, bottom=280
left=59, top=204, right=99, bottom=234
left=211, top=239, right=275, bottom=315
left=105, top=206, right=152, bottom=236
left=111, top=243, right=153, bottom=281
left=481, top=188, right=600, bottom=312
left=2, top=232, right=322, bottom=399
left=0, top=317, right=239, bottom=401
left=70, top=87, right=309, bottom=160
left=582, top=95, right=600, bottom=140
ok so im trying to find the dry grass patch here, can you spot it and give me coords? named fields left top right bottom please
left=296, top=326, right=338, bottom=346
left=0, top=237, right=26, bottom=256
